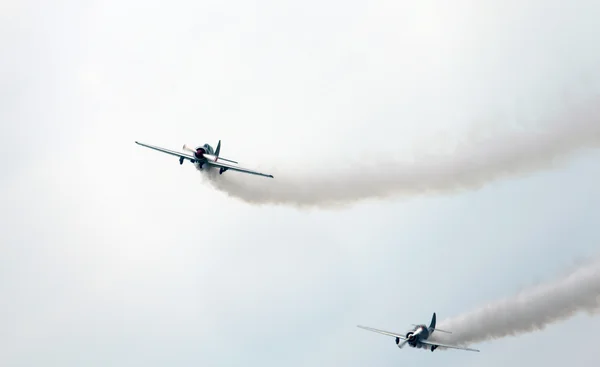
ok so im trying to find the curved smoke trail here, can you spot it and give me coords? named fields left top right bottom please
left=203, top=99, right=600, bottom=208
left=430, top=257, right=600, bottom=349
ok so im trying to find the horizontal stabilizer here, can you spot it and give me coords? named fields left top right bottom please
left=410, top=323, right=451, bottom=333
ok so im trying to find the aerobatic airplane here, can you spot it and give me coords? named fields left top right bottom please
left=357, top=313, right=480, bottom=353
left=135, top=140, right=274, bottom=178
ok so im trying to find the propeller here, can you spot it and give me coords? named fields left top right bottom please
left=397, top=338, right=408, bottom=348
left=182, top=144, right=196, bottom=153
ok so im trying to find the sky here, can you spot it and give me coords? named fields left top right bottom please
left=1, top=0, right=600, bottom=366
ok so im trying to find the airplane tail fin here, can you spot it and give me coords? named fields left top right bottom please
left=428, top=312, right=452, bottom=333
left=215, top=140, right=221, bottom=157
left=429, top=312, right=436, bottom=330
left=213, top=140, right=240, bottom=164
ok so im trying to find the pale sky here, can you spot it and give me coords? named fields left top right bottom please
left=1, top=1, right=600, bottom=366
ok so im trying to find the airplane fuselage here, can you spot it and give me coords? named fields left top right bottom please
left=398, top=324, right=432, bottom=349
left=181, top=143, right=230, bottom=174
left=185, top=143, right=214, bottom=165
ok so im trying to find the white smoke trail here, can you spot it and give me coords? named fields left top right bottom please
left=202, top=98, right=600, bottom=208
left=429, top=257, right=600, bottom=349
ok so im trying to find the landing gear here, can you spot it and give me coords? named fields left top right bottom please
left=198, top=162, right=204, bottom=169
left=431, top=345, right=438, bottom=352
left=219, top=167, right=229, bottom=175
left=179, top=157, right=184, bottom=165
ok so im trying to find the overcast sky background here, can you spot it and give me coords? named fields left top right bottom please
left=2, top=0, right=600, bottom=366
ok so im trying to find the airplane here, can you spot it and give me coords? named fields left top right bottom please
left=357, top=312, right=480, bottom=353
left=135, top=140, right=274, bottom=178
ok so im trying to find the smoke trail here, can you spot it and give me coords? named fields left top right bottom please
left=429, top=257, right=600, bottom=349
left=202, top=98, right=600, bottom=208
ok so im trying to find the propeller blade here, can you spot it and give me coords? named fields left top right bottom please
left=182, top=144, right=196, bottom=153
left=202, top=153, right=218, bottom=162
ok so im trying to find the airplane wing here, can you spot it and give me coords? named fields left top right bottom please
left=135, top=141, right=196, bottom=162
left=356, top=325, right=407, bottom=340
left=136, top=141, right=274, bottom=178
left=206, top=159, right=274, bottom=178
left=420, top=339, right=480, bottom=352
